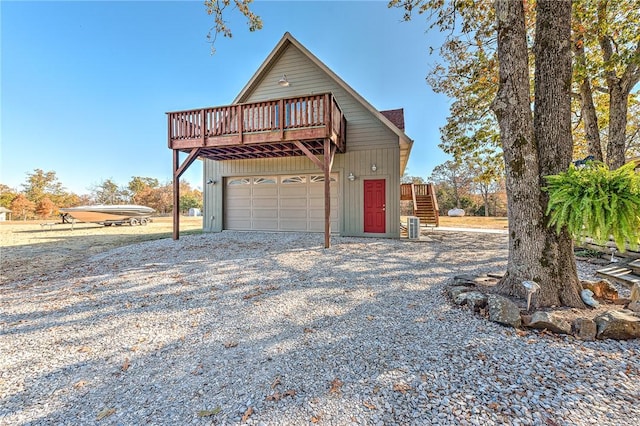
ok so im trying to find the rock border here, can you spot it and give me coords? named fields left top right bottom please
left=448, top=275, right=640, bottom=341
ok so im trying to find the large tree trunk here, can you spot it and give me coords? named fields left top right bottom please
left=607, top=83, right=630, bottom=169
left=492, top=0, right=584, bottom=308
left=492, top=0, right=545, bottom=301
left=597, top=3, right=640, bottom=169
left=575, top=34, right=604, bottom=162
left=533, top=0, right=585, bottom=308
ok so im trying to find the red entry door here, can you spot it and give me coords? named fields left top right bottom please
left=364, top=179, right=385, bottom=233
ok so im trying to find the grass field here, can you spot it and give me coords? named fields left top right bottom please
left=438, top=215, right=508, bottom=229
left=1, top=215, right=507, bottom=284
left=0, top=216, right=202, bottom=284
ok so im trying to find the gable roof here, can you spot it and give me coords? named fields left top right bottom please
left=234, top=32, right=413, bottom=174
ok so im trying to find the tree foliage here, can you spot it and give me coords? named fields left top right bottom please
left=91, top=179, right=129, bottom=205
left=389, top=0, right=640, bottom=169
left=10, top=194, right=35, bottom=221
left=204, top=0, right=263, bottom=54
left=36, top=197, right=56, bottom=219
left=22, top=169, right=66, bottom=205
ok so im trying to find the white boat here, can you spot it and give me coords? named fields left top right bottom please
left=59, top=205, right=155, bottom=225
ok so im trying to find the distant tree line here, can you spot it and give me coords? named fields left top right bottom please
left=0, top=169, right=202, bottom=220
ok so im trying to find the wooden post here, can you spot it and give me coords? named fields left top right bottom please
left=201, top=108, right=206, bottom=146
left=172, top=147, right=203, bottom=240
left=279, top=99, right=284, bottom=139
left=324, top=94, right=331, bottom=137
left=238, top=105, right=244, bottom=143
left=173, top=149, right=180, bottom=240
left=324, top=138, right=331, bottom=248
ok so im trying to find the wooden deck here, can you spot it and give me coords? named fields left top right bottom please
left=168, top=93, right=346, bottom=160
left=167, top=93, right=346, bottom=248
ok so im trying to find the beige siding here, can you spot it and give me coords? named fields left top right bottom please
left=202, top=42, right=402, bottom=238
left=203, top=146, right=400, bottom=238
left=244, top=45, right=399, bottom=151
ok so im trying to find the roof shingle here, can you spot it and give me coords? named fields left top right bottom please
left=380, top=108, right=405, bottom=132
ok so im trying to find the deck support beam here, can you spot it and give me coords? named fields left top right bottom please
left=293, top=140, right=334, bottom=248
left=172, top=147, right=202, bottom=240
left=324, top=138, right=332, bottom=249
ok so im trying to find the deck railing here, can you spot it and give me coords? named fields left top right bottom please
left=168, top=93, right=344, bottom=149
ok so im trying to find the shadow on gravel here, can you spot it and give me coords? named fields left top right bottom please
left=4, top=231, right=637, bottom=424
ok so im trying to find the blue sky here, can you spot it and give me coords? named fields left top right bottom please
left=1, top=0, right=451, bottom=195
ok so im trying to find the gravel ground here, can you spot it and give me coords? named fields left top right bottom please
left=1, top=231, right=638, bottom=425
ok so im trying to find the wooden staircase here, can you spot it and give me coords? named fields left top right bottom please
left=401, top=183, right=439, bottom=227
left=596, top=259, right=640, bottom=289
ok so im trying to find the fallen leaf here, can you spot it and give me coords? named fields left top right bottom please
left=476, top=353, right=487, bottom=361
left=122, top=357, right=130, bottom=372
left=366, top=315, right=375, bottom=321
left=303, top=327, right=315, bottom=333
left=329, top=378, right=343, bottom=394
left=311, top=415, right=322, bottom=423
left=372, top=386, right=380, bottom=394
left=363, top=401, right=377, bottom=410
left=265, top=390, right=295, bottom=402
left=393, top=383, right=411, bottom=394
left=516, top=329, right=528, bottom=337
left=487, top=402, right=499, bottom=410
left=241, top=406, right=253, bottom=422
left=271, top=376, right=281, bottom=389
left=544, top=417, right=560, bottom=426
left=243, top=291, right=263, bottom=300
left=198, top=407, right=221, bottom=417
left=96, top=408, right=116, bottom=421
left=407, top=303, right=418, bottom=309
left=73, top=380, right=88, bottom=389
left=223, top=341, right=238, bottom=349
left=78, top=346, right=91, bottom=353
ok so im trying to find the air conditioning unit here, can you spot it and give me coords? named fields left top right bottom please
left=407, top=216, right=420, bottom=240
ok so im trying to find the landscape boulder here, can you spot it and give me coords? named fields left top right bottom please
left=573, top=318, right=597, bottom=341
left=631, top=283, right=640, bottom=303
left=452, top=275, right=478, bottom=286
left=581, top=279, right=619, bottom=302
left=594, top=310, right=640, bottom=340
left=448, top=286, right=474, bottom=300
left=629, top=283, right=640, bottom=313
left=528, top=311, right=572, bottom=335
left=453, top=291, right=488, bottom=312
left=487, top=294, right=522, bottom=328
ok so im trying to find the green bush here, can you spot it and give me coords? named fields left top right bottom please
left=544, top=161, right=640, bottom=251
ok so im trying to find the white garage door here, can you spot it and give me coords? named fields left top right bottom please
left=224, top=174, right=339, bottom=232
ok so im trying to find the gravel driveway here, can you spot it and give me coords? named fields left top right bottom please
left=1, top=231, right=638, bottom=425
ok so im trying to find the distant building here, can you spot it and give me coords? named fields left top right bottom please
left=0, top=207, right=12, bottom=221
left=188, top=208, right=201, bottom=217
